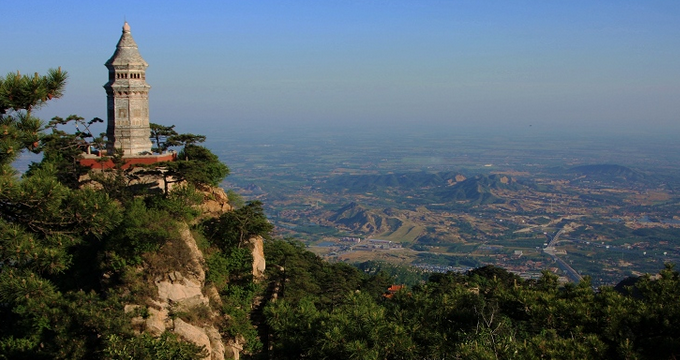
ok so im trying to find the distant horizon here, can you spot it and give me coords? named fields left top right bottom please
left=13, top=119, right=679, bottom=176
left=25, top=111, right=680, bottom=144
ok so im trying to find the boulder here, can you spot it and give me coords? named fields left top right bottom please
left=174, top=318, right=211, bottom=359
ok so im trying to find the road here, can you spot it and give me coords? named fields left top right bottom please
left=551, top=254, right=583, bottom=283
left=544, top=228, right=583, bottom=283
left=547, top=228, right=565, bottom=248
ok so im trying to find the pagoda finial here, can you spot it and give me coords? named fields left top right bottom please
left=123, top=21, right=131, bottom=32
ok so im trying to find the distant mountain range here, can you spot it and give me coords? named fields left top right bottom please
left=435, top=174, right=526, bottom=205
left=308, top=164, right=674, bottom=246
left=325, top=171, right=466, bottom=192
left=321, top=165, right=661, bottom=238
left=325, top=171, right=530, bottom=205
left=565, top=164, right=648, bottom=184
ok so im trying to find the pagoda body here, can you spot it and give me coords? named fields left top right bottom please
left=104, top=22, right=153, bottom=155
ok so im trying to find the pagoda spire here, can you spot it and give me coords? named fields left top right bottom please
left=105, top=22, right=148, bottom=67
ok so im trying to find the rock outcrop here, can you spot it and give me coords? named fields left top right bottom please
left=127, top=224, right=226, bottom=359
left=247, top=235, right=266, bottom=283
left=197, top=186, right=233, bottom=220
left=125, top=186, right=256, bottom=360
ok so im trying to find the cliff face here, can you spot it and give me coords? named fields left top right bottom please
left=127, top=224, right=227, bottom=359
left=125, top=187, right=264, bottom=360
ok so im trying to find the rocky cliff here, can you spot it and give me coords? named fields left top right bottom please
left=124, top=186, right=264, bottom=360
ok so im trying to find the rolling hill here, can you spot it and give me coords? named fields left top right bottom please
left=435, top=174, right=526, bottom=205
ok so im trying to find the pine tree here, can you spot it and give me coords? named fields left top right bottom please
left=0, top=68, right=67, bottom=169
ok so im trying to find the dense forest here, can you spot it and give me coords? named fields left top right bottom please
left=2, top=70, right=680, bottom=359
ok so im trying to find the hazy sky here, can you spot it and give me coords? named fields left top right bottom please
left=3, top=0, right=680, bottom=136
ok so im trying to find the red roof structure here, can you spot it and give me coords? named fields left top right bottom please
left=79, top=152, right=176, bottom=170
left=383, top=284, right=406, bottom=299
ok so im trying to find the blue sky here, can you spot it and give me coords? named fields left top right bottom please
left=3, top=0, right=680, bottom=136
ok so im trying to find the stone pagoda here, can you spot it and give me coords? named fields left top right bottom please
left=104, top=21, right=153, bottom=156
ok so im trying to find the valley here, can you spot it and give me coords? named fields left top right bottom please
left=208, top=127, right=680, bottom=286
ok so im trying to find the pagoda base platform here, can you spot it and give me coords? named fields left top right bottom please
left=79, top=153, right=177, bottom=170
